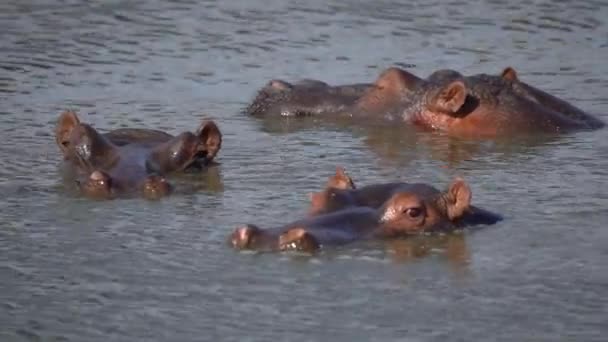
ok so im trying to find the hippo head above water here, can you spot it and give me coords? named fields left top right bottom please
left=245, top=78, right=372, bottom=117
left=376, top=178, right=471, bottom=236
left=353, top=66, right=604, bottom=137
left=230, top=177, right=473, bottom=252
left=56, top=111, right=222, bottom=172
left=55, top=110, right=222, bottom=199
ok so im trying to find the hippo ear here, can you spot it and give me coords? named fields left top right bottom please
left=267, top=79, right=293, bottom=91
left=444, top=178, right=472, bottom=220
left=431, top=81, right=467, bottom=114
left=196, top=120, right=222, bottom=161
left=501, top=67, right=519, bottom=81
left=327, top=166, right=356, bottom=190
left=55, top=110, right=81, bottom=153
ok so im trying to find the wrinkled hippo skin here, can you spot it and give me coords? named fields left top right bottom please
left=309, top=167, right=502, bottom=226
left=55, top=111, right=222, bottom=199
left=352, top=66, right=604, bottom=137
left=230, top=177, right=476, bottom=252
left=245, top=78, right=372, bottom=117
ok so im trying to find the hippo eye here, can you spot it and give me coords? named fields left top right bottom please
left=404, top=207, right=423, bottom=219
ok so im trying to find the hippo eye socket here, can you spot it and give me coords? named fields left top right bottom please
left=404, top=207, right=423, bottom=219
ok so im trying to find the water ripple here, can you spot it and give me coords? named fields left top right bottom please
left=1, top=0, right=607, bottom=341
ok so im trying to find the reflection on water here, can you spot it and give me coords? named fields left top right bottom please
left=1, top=0, right=608, bottom=341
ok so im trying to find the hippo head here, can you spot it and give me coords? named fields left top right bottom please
left=378, top=178, right=472, bottom=235
left=245, top=78, right=356, bottom=117
left=78, top=170, right=114, bottom=200
left=149, top=120, right=222, bottom=173
left=355, top=68, right=474, bottom=126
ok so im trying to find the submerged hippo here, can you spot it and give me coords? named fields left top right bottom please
left=55, top=111, right=222, bottom=199
left=352, top=66, right=604, bottom=137
left=309, top=167, right=502, bottom=226
left=245, top=78, right=372, bottom=117
left=230, top=177, right=482, bottom=252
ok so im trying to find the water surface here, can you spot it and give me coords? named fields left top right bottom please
left=1, top=0, right=607, bottom=341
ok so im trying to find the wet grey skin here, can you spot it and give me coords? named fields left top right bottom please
left=245, top=78, right=373, bottom=117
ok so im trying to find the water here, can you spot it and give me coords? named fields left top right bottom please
left=1, top=0, right=607, bottom=341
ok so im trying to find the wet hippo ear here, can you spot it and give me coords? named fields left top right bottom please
left=501, top=67, right=519, bottom=81
left=267, top=79, right=293, bottom=91
left=444, top=178, right=472, bottom=220
left=196, top=120, right=222, bottom=161
left=55, top=110, right=81, bottom=153
left=326, top=166, right=356, bottom=190
left=431, top=81, right=467, bottom=114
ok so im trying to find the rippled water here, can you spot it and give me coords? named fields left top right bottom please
left=1, top=0, right=607, bottom=341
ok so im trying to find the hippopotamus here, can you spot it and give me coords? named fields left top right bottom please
left=230, top=177, right=481, bottom=252
left=351, top=66, right=604, bottom=137
left=55, top=110, right=222, bottom=199
left=308, top=167, right=502, bottom=226
left=308, top=167, right=502, bottom=230
left=245, top=78, right=372, bottom=117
